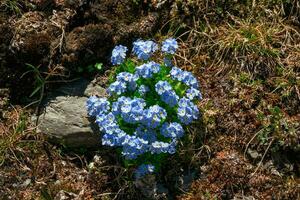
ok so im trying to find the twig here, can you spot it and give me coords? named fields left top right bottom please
left=295, top=85, right=300, bottom=101
left=175, top=53, right=196, bottom=67
left=251, top=138, right=274, bottom=177
left=50, top=20, right=65, bottom=53
left=244, top=129, right=263, bottom=158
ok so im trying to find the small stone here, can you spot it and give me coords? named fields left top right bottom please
left=88, top=162, right=95, bottom=170
left=35, top=78, right=106, bottom=147
left=54, top=190, right=77, bottom=200
left=61, top=161, right=67, bottom=166
left=247, top=148, right=261, bottom=159
left=20, top=179, right=31, bottom=187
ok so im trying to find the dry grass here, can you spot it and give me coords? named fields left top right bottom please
left=0, top=106, right=151, bottom=200
left=174, top=19, right=300, bottom=78
left=162, top=1, right=300, bottom=198
left=0, top=106, right=35, bottom=164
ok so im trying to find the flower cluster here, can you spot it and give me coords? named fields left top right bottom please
left=155, top=81, right=179, bottom=107
left=136, top=61, right=160, bottom=78
left=111, top=45, right=128, bottom=65
left=107, top=72, right=138, bottom=95
left=120, top=97, right=145, bottom=124
left=177, top=98, right=199, bottom=125
left=162, top=38, right=178, bottom=54
left=142, top=105, right=167, bottom=129
left=87, top=38, right=202, bottom=179
left=133, top=39, right=158, bottom=60
left=170, top=67, right=199, bottom=89
left=86, top=96, right=110, bottom=116
left=138, top=85, right=149, bottom=96
left=160, top=122, right=184, bottom=138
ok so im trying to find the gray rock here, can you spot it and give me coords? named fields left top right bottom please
left=35, top=78, right=106, bottom=148
left=247, top=148, right=261, bottom=159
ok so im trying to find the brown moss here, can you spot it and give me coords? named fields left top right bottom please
left=179, top=149, right=298, bottom=200
left=0, top=106, right=115, bottom=199
left=62, top=23, right=113, bottom=68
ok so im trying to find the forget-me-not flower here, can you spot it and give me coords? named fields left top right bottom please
left=132, top=39, right=158, bottom=60
left=162, top=38, right=178, bottom=54
left=135, top=164, right=155, bottom=179
left=111, top=45, right=127, bottom=65
left=160, top=122, right=184, bottom=138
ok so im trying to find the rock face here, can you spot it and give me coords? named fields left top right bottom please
left=35, top=78, right=106, bottom=147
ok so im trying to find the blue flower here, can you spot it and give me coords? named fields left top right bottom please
left=122, top=135, right=149, bottom=160
left=86, top=96, right=100, bottom=116
left=155, top=81, right=179, bottom=107
left=96, top=113, right=119, bottom=134
left=163, top=57, right=173, bottom=67
left=162, top=38, right=178, bottom=54
left=177, top=98, right=199, bottom=125
left=132, top=39, right=158, bottom=60
left=86, top=96, right=110, bottom=117
left=155, top=81, right=172, bottom=95
left=150, top=140, right=177, bottom=154
left=149, top=61, right=161, bottom=73
left=170, top=67, right=183, bottom=80
left=186, top=88, right=202, bottom=100
left=135, top=164, right=155, bottom=179
left=160, top=122, right=184, bottom=138
left=160, top=90, right=179, bottom=107
left=102, top=129, right=127, bottom=147
left=120, top=98, right=146, bottom=124
left=138, top=85, right=149, bottom=96
left=135, top=61, right=160, bottom=78
left=116, top=72, right=139, bottom=91
left=142, top=105, right=167, bottom=128
left=107, top=81, right=127, bottom=96
left=111, top=45, right=128, bottom=65
left=182, top=71, right=199, bottom=89
left=111, top=96, right=131, bottom=116
left=135, top=125, right=157, bottom=143
left=170, top=67, right=199, bottom=89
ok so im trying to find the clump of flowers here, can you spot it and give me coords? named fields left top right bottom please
left=87, top=38, right=202, bottom=179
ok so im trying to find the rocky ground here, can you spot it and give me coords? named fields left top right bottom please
left=0, top=0, right=299, bottom=199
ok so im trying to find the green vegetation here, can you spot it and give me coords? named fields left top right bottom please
left=77, top=62, right=103, bottom=73
left=0, top=109, right=30, bottom=165
left=0, top=0, right=23, bottom=15
left=257, top=106, right=299, bottom=151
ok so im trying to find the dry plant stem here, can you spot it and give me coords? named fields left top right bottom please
left=244, top=129, right=264, bottom=158
left=251, top=138, right=274, bottom=177
left=175, top=53, right=196, bottom=67
left=190, top=145, right=211, bottom=165
left=50, top=20, right=66, bottom=53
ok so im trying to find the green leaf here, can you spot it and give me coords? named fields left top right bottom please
left=95, top=63, right=103, bottom=70
left=87, top=64, right=94, bottom=72
left=29, top=85, right=42, bottom=97
left=77, top=67, right=83, bottom=73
